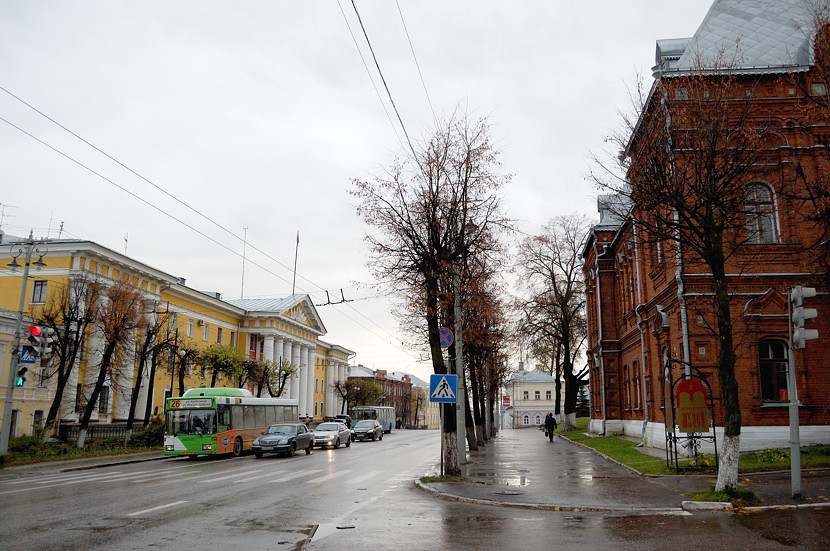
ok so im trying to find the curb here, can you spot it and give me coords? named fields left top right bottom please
left=413, top=479, right=687, bottom=515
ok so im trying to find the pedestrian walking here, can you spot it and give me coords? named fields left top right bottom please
left=544, top=413, right=557, bottom=442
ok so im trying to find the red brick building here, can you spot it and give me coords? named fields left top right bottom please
left=583, top=0, right=830, bottom=452
left=347, top=365, right=413, bottom=427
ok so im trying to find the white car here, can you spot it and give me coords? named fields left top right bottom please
left=313, top=422, right=352, bottom=449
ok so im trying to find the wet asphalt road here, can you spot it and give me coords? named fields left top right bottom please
left=1, top=429, right=829, bottom=550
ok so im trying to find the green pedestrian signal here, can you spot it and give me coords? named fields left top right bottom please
left=15, top=366, right=28, bottom=387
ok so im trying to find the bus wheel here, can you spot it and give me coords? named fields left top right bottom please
left=233, top=437, right=243, bottom=457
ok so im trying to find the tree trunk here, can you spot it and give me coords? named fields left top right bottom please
left=711, top=257, right=741, bottom=491
left=142, top=352, right=159, bottom=426
left=77, top=341, right=116, bottom=448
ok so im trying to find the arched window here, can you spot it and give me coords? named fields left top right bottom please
left=522, top=414, right=530, bottom=426
left=759, top=339, right=789, bottom=402
left=534, top=414, right=542, bottom=425
left=745, top=183, right=779, bottom=244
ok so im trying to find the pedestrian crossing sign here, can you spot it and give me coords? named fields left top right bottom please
left=429, top=374, right=457, bottom=403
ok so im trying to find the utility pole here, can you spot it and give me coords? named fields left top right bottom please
left=1, top=232, right=47, bottom=458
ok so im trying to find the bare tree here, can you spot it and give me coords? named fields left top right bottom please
left=38, top=271, right=102, bottom=436
left=351, top=109, right=511, bottom=475
left=513, top=214, right=591, bottom=430
left=125, top=304, right=173, bottom=442
left=77, top=279, right=143, bottom=449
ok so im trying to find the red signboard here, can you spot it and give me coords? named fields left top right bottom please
left=502, top=395, right=510, bottom=407
left=675, top=378, right=710, bottom=433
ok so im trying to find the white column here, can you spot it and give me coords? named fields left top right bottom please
left=262, top=335, right=275, bottom=396
left=298, top=345, right=309, bottom=418
left=292, top=342, right=302, bottom=413
left=306, top=347, right=315, bottom=419
left=326, top=360, right=335, bottom=417
left=274, top=336, right=285, bottom=397
left=285, top=340, right=296, bottom=400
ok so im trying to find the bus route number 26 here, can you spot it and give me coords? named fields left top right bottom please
left=169, top=400, right=182, bottom=409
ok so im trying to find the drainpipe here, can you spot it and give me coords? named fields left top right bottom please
left=673, top=211, right=692, bottom=376
left=632, top=221, right=651, bottom=446
left=592, top=237, right=607, bottom=435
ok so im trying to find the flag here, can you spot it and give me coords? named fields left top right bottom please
left=296, top=231, right=300, bottom=245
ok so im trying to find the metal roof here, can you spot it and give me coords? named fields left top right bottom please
left=657, top=0, right=819, bottom=75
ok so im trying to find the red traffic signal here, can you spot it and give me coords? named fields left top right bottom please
left=28, top=325, right=42, bottom=337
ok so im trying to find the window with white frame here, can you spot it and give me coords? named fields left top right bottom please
left=759, top=339, right=789, bottom=402
left=31, top=280, right=47, bottom=304
left=217, top=327, right=223, bottom=344
left=523, top=390, right=529, bottom=400
left=187, top=319, right=194, bottom=337
left=534, top=414, right=542, bottom=425
left=534, top=390, right=540, bottom=400
left=745, top=183, right=779, bottom=244
left=203, top=323, right=209, bottom=341
left=546, top=390, right=552, bottom=400
left=522, top=414, right=530, bottom=426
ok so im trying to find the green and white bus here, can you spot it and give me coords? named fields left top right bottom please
left=349, top=405, right=396, bottom=433
left=164, top=388, right=298, bottom=457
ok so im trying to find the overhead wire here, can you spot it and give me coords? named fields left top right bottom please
left=0, top=109, right=411, bottom=357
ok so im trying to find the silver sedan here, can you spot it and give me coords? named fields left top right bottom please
left=313, top=422, right=352, bottom=449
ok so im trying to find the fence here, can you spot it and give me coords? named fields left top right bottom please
left=59, top=423, right=130, bottom=441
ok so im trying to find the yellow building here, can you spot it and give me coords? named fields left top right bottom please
left=503, top=363, right=561, bottom=429
left=0, top=234, right=354, bottom=438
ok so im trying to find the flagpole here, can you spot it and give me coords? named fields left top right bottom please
left=292, top=231, right=299, bottom=295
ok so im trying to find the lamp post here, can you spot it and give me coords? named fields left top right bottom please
left=1, top=232, right=47, bottom=458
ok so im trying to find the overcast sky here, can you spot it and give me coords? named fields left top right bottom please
left=1, top=1, right=713, bottom=381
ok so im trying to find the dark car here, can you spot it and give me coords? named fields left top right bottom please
left=252, top=423, right=314, bottom=458
left=351, top=419, right=383, bottom=441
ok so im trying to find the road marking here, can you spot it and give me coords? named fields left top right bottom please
left=233, top=470, right=287, bottom=483
left=204, top=470, right=262, bottom=483
left=127, top=500, right=188, bottom=517
left=306, top=470, right=351, bottom=484
left=269, top=469, right=321, bottom=483
left=345, top=470, right=384, bottom=484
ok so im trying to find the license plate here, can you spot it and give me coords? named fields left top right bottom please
left=261, top=446, right=274, bottom=451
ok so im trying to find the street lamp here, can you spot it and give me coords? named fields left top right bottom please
left=1, top=232, right=48, bottom=458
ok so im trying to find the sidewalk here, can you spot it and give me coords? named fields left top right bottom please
left=416, top=428, right=830, bottom=513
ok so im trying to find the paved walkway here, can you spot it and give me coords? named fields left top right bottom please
left=417, top=428, right=830, bottom=513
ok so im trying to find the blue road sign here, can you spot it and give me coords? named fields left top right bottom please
left=429, top=374, right=458, bottom=403
left=439, top=327, right=454, bottom=348
left=19, top=346, right=36, bottom=364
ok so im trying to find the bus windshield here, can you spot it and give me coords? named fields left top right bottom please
left=166, top=409, right=215, bottom=436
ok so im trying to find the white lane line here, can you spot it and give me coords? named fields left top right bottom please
left=127, top=500, right=188, bottom=517
left=307, top=470, right=351, bottom=484
left=204, top=470, right=262, bottom=483
left=233, top=470, right=287, bottom=483
left=268, top=469, right=321, bottom=483
left=5, top=471, right=125, bottom=485
left=345, top=470, right=384, bottom=484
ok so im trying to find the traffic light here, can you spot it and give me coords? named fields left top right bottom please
left=15, top=366, right=28, bottom=387
left=39, top=327, right=56, bottom=358
left=792, top=286, right=819, bottom=350
left=26, top=325, right=55, bottom=357
left=26, top=325, right=42, bottom=353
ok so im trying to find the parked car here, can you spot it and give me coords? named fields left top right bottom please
left=252, top=423, right=314, bottom=458
left=313, top=422, right=352, bottom=449
left=351, top=419, right=383, bottom=441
